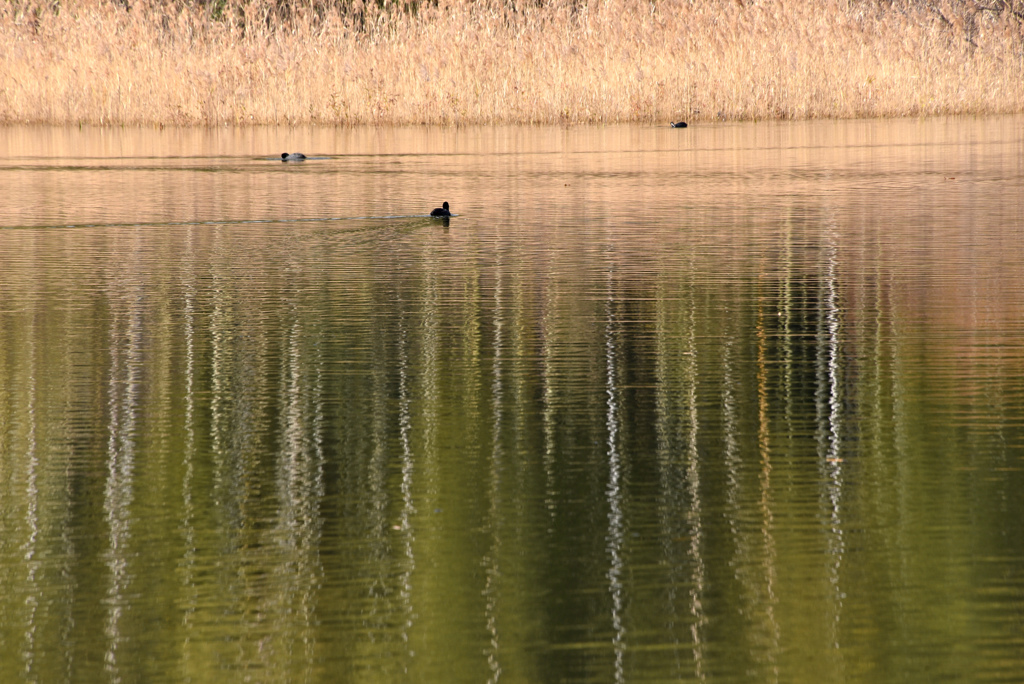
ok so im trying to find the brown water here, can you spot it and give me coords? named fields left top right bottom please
left=1, top=119, right=1023, bottom=683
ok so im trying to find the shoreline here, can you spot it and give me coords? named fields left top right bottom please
left=5, top=116, right=1021, bottom=165
left=3, top=0, right=1023, bottom=126
left=2, top=111, right=1022, bottom=130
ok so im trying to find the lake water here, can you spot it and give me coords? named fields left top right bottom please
left=1, top=119, right=1023, bottom=682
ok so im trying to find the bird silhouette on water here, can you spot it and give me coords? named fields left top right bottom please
left=281, top=152, right=306, bottom=161
left=430, top=201, right=451, bottom=217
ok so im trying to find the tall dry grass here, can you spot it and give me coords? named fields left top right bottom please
left=1, top=0, right=1023, bottom=125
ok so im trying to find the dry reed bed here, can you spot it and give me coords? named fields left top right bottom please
left=2, top=0, right=1023, bottom=125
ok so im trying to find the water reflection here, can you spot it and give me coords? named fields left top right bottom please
left=652, top=255, right=693, bottom=678
left=1, top=118, right=1024, bottom=682
left=178, top=227, right=199, bottom=672
left=19, top=318, right=39, bottom=680
left=100, top=246, right=151, bottom=680
left=484, top=261, right=506, bottom=684
left=603, top=275, right=626, bottom=684
left=396, top=307, right=416, bottom=669
left=816, top=228, right=845, bottom=663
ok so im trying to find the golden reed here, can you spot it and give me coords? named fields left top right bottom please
left=2, top=0, right=1022, bottom=125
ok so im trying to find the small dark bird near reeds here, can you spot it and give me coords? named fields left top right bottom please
left=670, top=121, right=688, bottom=128
left=430, top=201, right=451, bottom=217
left=281, top=152, right=306, bottom=161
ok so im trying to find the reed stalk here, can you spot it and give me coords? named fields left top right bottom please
left=2, top=0, right=1022, bottom=125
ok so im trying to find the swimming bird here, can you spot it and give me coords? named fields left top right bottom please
left=281, top=152, right=307, bottom=161
left=430, top=201, right=451, bottom=217
left=670, top=121, right=688, bottom=128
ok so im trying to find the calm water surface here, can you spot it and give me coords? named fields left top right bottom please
left=1, top=119, right=1023, bottom=682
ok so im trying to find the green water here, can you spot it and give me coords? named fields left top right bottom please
left=1, top=119, right=1023, bottom=682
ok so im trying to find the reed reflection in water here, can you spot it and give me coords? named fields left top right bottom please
left=1, top=118, right=1023, bottom=682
